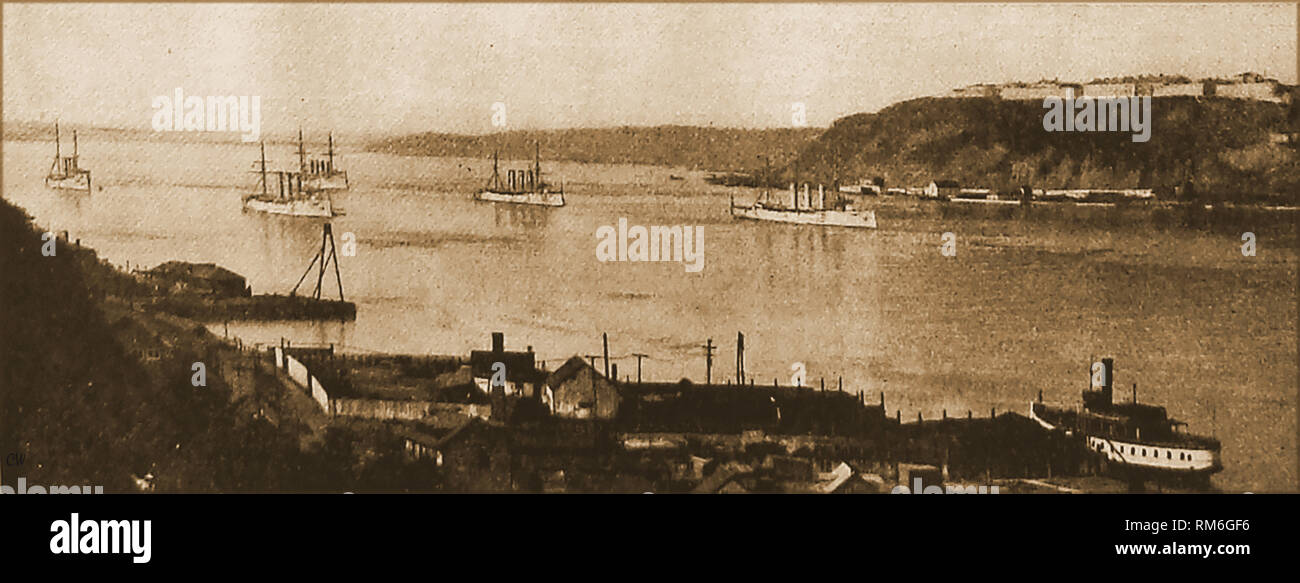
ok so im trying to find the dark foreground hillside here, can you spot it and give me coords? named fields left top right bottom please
left=0, top=198, right=434, bottom=492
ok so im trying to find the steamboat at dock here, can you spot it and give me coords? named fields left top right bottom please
left=1030, top=358, right=1222, bottom=487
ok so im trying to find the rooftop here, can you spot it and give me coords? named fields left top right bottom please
left=145, top=261, right=245, bottom=283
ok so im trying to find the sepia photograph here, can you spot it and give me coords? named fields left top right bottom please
left=2, top=0, right=1296, bottom=522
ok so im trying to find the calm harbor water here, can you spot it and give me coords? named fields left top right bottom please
left=4, top=137, right=1295, bottom=492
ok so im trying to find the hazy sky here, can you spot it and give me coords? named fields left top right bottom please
left=4, top=3, right=1296, bottom=136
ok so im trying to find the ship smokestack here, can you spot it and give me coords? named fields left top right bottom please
left=492, top=332, right=504, bottom=353
left=1102, top=357, right=1114, bottom=404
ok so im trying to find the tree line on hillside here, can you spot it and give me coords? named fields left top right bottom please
left=367, top=126, right=822, bottom=171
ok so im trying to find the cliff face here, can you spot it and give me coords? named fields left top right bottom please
left=782, top=96, right=1299, bottom=203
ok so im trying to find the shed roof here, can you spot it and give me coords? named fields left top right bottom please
left=546, top=355, right=599, bottom=388
left=147, top=261, right=245, bottom=283
left=469, top=350, right=542, bottom=382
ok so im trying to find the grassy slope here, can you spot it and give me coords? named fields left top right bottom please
left=0, top=200, right=276, bottom=491
left=0, top=198, right=434, bottom=492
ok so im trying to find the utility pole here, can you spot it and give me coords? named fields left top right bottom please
left=736, top=332, right=745, bottom=385
left=631, top=353, right=648, bottom=383
left=298, top=128, right=306, bottom=173
left=703, top=338, right=715, bottom=384
left=602, top=332, right=610, bottom=378
left=260, top=142, right=268, bottom=197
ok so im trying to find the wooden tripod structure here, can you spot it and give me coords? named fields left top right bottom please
left=292, top=223, right=345, bottom=301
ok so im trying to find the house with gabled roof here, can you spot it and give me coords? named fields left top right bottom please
left=400, top=419, right=512, bottom=491
left=544, top=356, right=622, bottom=420
left=468, top=332, right=546, bottom=398
left=924, top=179, right=961, bottom=200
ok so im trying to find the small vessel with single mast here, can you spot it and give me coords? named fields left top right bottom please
left=476, top=143, right=565, bottom=207
left=45, top=122, right=91, bottom=191
left=243, top=142, right=335, bottom=218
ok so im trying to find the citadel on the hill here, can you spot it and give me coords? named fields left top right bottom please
left=940, top=72, right=1291, bottom=103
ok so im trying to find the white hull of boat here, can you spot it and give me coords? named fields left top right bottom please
left=46, top=173, right=90, bottom=191
left=1028, top=402, right=1221, bottom=473
left=952, top=197, right=1020, bottom=205
left=475, top=190, right=565, bottom=207
left=304, top=172, right=349, bottom=191
left=243, top=196, right=334, bottom=218
left=732, top=205, right=877, bottom=229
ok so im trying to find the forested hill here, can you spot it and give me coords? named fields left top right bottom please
left=367, top=125, right=822, bottom=171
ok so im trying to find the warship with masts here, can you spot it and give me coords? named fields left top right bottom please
left=45, top=122, right=91, bottom=192
left=730, top=159, right=876, bottom=228
left=476, top=143, right=565, bottom=207
left=299, top=130, right=349, bottom=191
left=243, top=142, right=336, bottom=218
left=1030, top=358, right=1222, bottom=485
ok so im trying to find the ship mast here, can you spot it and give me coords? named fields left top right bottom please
left=54, top=121, right=61, bottom=160
left=490, top=150, right=500, bottom=190
left=534, top=141, right=542, bottom=191
left=298, top=129, right=306, bottom=174
left=763, top=156, right=771, bottom=206
left=327, top=132, right=335, bottom=172
left=260, top=142, right=268, bottom=197
left=785, top=160, right=795, bottom=210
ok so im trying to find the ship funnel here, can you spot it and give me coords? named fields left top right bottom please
left=1101, top=357, right=1114, bottom=404
left=492, top=332, right=504, bottom=353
